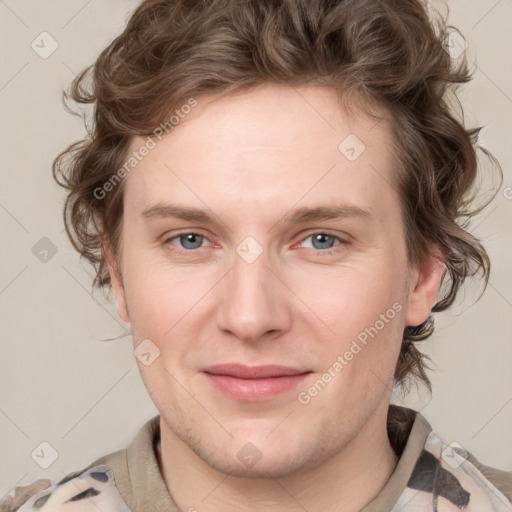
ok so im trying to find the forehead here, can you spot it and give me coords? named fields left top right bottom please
left=123, top=84, right=399, bottom=221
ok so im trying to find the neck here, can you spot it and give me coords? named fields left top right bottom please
left=157, top=405, right=399, bottom=512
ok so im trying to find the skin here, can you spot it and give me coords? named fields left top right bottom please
left=107, top=83, right=443, bottom=512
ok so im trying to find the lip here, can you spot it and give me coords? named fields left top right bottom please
left=203, top=364, right=308, bottom=379
left=202, top=364, right=311, bottom=401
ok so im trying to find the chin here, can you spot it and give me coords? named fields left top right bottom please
left=188, top=427, right=339, bottom=480
left=202, top=449, right=317, bottom=479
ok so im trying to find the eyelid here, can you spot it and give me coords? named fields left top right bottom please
left=301, top=229, right=349, bottom=241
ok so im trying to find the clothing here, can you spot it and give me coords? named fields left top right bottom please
left=2, top=405, right=511, bottom=511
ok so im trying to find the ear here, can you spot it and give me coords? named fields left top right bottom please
left=104, top=243, right=130, bottom=323
left=404, top=252, right=444, bottom=327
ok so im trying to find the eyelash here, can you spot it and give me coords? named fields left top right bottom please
left=163, top=231, right=348, bottom=255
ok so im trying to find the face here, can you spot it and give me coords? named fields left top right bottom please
left=108, top=84, right=441, bottom=478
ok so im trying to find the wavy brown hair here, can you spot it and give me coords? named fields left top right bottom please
left=53, top=0, right=500, bottom=392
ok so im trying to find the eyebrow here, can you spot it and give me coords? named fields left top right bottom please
left=141, top=202, right=372, bottom=225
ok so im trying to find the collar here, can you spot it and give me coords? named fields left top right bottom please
left=115, top=404, right=431, bottom=511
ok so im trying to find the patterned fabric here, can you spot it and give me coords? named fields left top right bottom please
left=393, top=432, right=512, bottom=511
left=14, top=465, right=130, bottom=512
left=2, top=408, right=511, bottom=512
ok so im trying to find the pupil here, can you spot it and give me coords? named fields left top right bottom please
left=181, top=233, right=203, bottom=249
left=313, top=233, right=334, bottom=250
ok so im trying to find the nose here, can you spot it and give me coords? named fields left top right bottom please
left=215, top=246, right=293, bottom=343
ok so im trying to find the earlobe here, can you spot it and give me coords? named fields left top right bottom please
left=404, top=254, right=444, bottom=327
left=104, top=244, right=130, bottom=323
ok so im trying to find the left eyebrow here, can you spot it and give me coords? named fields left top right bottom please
left=283, top=204, right=373, bottom=224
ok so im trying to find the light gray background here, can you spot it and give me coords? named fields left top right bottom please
left=1, top=0, right=511, bottom=497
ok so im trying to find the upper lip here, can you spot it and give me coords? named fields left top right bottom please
left=203, top=364, right=310, bottom=379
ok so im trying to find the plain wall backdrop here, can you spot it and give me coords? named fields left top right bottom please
left=1, top=0, right=511, bottom=497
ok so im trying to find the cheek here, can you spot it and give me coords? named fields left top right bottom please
left=287, top=257, right=408, bottom=400
left=125, top=272, right=194, bottom=341
left=289, top=259, right=407, bottom=336
left=122, top=253, right=218, bottom=371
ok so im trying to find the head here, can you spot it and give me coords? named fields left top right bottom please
left=54, top=0, right=497, bottom=478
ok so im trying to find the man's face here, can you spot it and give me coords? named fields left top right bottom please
left=110, top=84, right=435, bottom=477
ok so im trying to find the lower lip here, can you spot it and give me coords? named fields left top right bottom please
left=204, top=373, right=310, bottom=401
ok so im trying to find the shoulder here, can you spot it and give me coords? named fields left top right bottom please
left=0, top=462, right=131, bottom=512
left=403, top=431, right=512, bottom=511
left=387, top=408, right=512, bottom=511
left=1, top=416, right=159, bottom=512
left=0, top=478, right=51, bottom=512
left=461, top=448, right=512, bottom=504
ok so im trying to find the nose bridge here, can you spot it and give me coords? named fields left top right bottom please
left=215, top=239, right=291, bottom=341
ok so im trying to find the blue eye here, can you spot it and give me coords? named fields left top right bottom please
left=301, top=233, right=342, bottom=251
left=169, top=233, right=206, bottom=250
left=164, top=231, right=346, bottom=254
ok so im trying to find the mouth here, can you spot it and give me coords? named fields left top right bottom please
left=202, top=364, right=312, bottom=401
